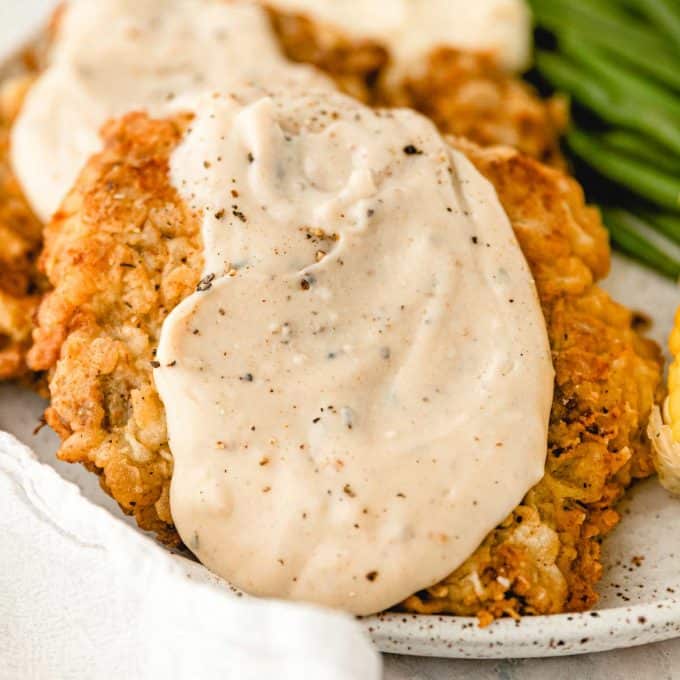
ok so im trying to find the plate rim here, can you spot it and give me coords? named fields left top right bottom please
left=362, top=597, right=680, bottom=659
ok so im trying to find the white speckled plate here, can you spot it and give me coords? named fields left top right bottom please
left=1, top=7, right=679, bottom=657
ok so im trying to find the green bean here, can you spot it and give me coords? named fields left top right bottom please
left=567, top=129, right=680, bottom=212
left=537, top=52, right=680, bottom=156
left=636, top=209, right=680, bottom=245
left=533, top=0, right=680, bottom=90
left=530, top=0, right=680, bottom=277
left=602, top=130, right=680, bottom=176
left=616, top=0, right=680, bottom=51
left=530, top=0, right=667, bottom=55
left=601, top=209, right=680, bottom=280
left=559, top=32, right=680, bottom=118
left=579, top=34, right=680, bottom=92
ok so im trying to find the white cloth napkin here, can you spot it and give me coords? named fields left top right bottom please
left=0, top=432, right=382, bottom=680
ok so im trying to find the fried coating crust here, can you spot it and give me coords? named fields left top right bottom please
left=270, top=9, right=566, bottom=166
left=28, top=114, right=662, bottom=617
left=0, top=74, right=44, bottom=382
left=29, top=114, right=202, bottom=543
left=389, top=51, right=568, bottom=168
left=267, top=8, right=389, bottom=104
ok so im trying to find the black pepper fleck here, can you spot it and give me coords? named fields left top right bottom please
left=232, top=208, right=247, bottom=223
left=197, top=273, right=215, bottom=292
left=300, top=273, right=316, bottom=290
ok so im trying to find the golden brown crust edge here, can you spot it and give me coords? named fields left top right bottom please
left=28, top=113, right=663, bottom=619
left=393, top=51, right=568, bottom=169
left=29, top=113, right=202, bottom=544
left=0, top=74, right=44, bottom=383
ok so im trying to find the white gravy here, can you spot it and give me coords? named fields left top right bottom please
left=264, top=0, right=532, bottom=74
left=11, top=0, right=329, bottom=222
left=155, top=87, right=553, bottom=615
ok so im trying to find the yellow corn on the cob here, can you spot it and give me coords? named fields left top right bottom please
left=649, top=308, right=680, bottom=494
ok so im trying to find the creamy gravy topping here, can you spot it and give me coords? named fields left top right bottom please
left=155, top=88, right=553, bottom=615
left=264, top=0, right=532, bottom=74
left=11, top=0, right=329, bottom=221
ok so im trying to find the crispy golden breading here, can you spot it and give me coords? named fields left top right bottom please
left=0, top=74, right=44, bottom=382
left=28, top=113, right=663, bottom=618
left=267, top=8, right=388, bottom=104
left=30, top=114, right=200, bottom=543
left=271, top=8, right=566, bottom=166
left=390, top=52, right=568, bottom=168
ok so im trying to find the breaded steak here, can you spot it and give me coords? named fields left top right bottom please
left=28, top=112, right=662, bottom=620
